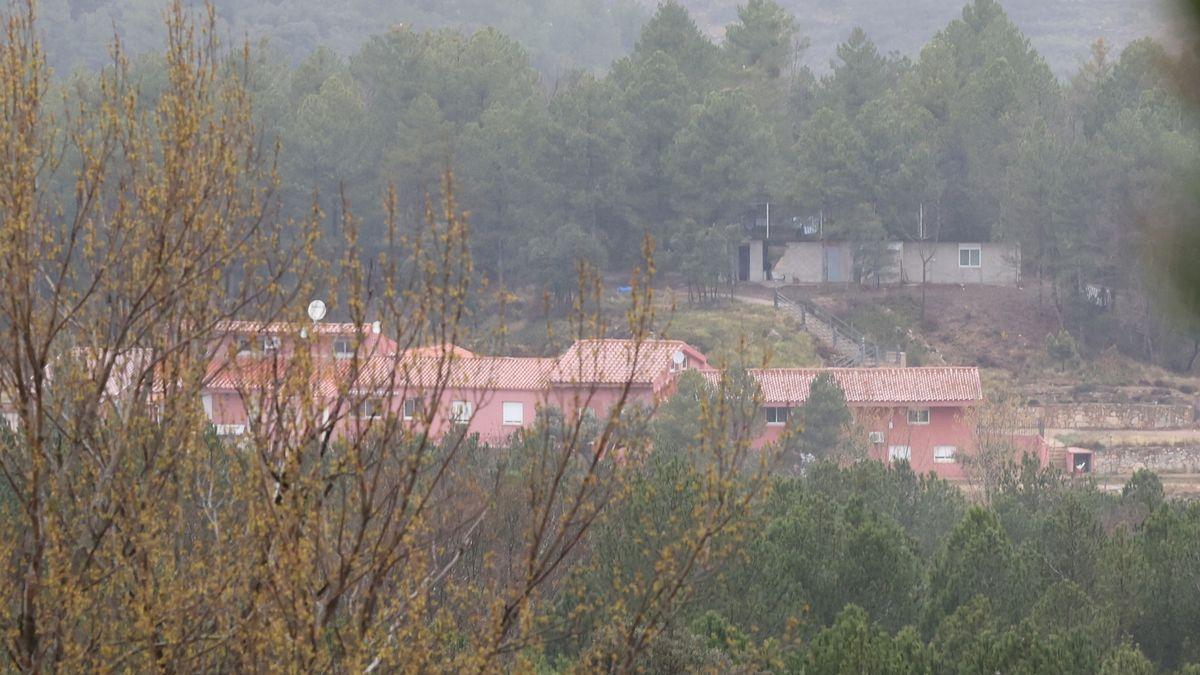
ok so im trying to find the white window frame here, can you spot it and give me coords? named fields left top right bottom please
left=236, top=337, right=254, bottom=356
left=502, top=401, right=524, bottom=426
left=934, top=446, right=957, bottom=463
left=261, top=335, right=282, bottom=352
left=449, top=400, right=473, bottom=424
left=958, top=244, right=981, bottom=268
left=333, top=337, right=354, bottom=359
left=357, top=397, right=384, bottom=419
left=765, top=406, right=790, bottom=426
left=214, top=423, right=246, bottom=436
left=907, top=408, right=930, bottom=425
left=403, top=397, right=421, bottom=421
left=888, top=445, right=911, bottom=462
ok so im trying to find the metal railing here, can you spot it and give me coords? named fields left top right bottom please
left=774, top=290, right=902, bottom=367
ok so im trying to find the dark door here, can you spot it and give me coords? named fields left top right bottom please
left=738, top=245, right=750, bottom=281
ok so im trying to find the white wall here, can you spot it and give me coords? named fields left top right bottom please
left=767, top=241, right=1021, bottom=286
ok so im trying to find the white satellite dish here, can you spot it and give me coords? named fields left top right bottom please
left=672, top=350, right=686, bottom=367
left=307, top=300, right=327, bottom=322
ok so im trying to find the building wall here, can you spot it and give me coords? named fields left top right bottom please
left=899, top=242, right=1019, bottom=286
left=772, top=242, right=825, bottom=283
left=860, top=405, right=975, bottom=480
left=749, top=402, right=975, bottom=479
left=748, top=240, right=766, bottom=282
left=207, top=329, right=397, bottom=365
left=768, top=241, right=1021, bottom=287
left=391, top=386, right=547, bottom=443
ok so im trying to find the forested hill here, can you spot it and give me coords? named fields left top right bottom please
left=42, top=0, right=1169, bottom=78
left=39, top=0, right=647, bottom=77
left=669, top=0, right=1176, bottom=76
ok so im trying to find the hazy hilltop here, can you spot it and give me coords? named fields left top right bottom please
left=667, top=0, right=1178, bottom=75
left=38, top=0, right=646, bottom=77
left=42, top=0, right=1173, bottom=78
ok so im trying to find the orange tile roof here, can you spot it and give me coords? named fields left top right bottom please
left=216, top=320, right=382, bottom=336
left=400, top=345, right=477, bottom=359
left=372, top=355, right=555, bottom=393
left=702, top=367, right=982, bottom=405
left=549, top=339, right=698, bottom=386
left=207, top=353, right=555, bottom=397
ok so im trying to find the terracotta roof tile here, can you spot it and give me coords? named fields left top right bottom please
left=701, top=367, right=982, bottom=405
left=215, top=320, right=382, bottom=336
left=549, top=339, right=700, bottom=385
left=206, top=353, right=555, bottom=398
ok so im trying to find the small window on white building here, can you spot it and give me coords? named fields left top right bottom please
left=765, top=407, right=790, bottom=426
left=403, top=397, right=421, bottom=421
left=907, top=408, right=930, bottom=425
left=959, top=244, right=981, bottom=268
left=934, top=446, right=957, bottom=463
left=333, top=338, right=354, bottom=359
left=503, top=401, right=524, bottom=426
left=888, top=445, right=911, bottom=462
left=449, top=400, right=473, bottom=424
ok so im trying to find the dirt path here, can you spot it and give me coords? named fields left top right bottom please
left=730, top=292, right=776, bottom=307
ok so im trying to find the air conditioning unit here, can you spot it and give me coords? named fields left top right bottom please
left=868, top=431, right=885, bottom=444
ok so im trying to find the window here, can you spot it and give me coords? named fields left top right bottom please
left=449, top=400, right=473, bottom=424
left=502, top=401, right=524, bottom=426
left=959, top=244, right=981, bottom=268
left=214, top=424, right=246, bottom=436
left=934, top=446, right=957, bottom=463
left=235, top=338, right=254, bottom=356
left=765, top=407, right=790, bottom=426
left=357, top=397, right=384, bottom=419
left=907, top=408, right=930, bottom=425
left=403, top=397, right=421, bottom=421
left=888, top=445, right=911, bottom=462
left=260, top=335, right=281, bottom=352
left=333, top=338, right=354, bottom=359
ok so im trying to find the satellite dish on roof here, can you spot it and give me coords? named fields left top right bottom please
left=672, top=350, right=686, bottom=366
left=307, top=300, right=327, bottom=322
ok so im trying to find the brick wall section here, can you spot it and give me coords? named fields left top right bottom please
left=1021, top=403, right=1196, bottom=430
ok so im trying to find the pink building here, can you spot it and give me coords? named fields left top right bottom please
left=196, top=324, right=1049, bottom=480
left=742, top=367, right=983, bottom=479
left=202, top=321, right=399, bottom=437
left=201, top=332, right=708, bottom=445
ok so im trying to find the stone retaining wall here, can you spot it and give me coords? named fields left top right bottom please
left=1022, top=403, right=1195, bottom=431
left=1093, top=445, right=1200, bottom=475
